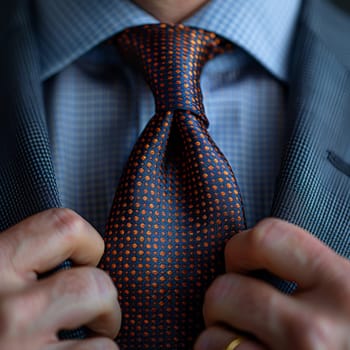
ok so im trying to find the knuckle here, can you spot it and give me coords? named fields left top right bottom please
left=86, top=269, right=119, bottom=320
left=55, top=268, right=95, bottom=298
left=50, top=208, right=86, bottom=243
left=92, top=269, right=118, bottom=305
left=48, top=208, right=105, bottom=262
left=204, top=275, right=223, bottom=305
left=55, top=268, right=117, bottom=306
left=250, top=218, right=282, bottom=250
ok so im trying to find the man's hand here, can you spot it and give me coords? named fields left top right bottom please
left=195, top=218, right=350, bottom=350
left=0, top=208, right=121, bottom=350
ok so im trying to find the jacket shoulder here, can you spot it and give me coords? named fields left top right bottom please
left=301, top=0, right=350, bottom=70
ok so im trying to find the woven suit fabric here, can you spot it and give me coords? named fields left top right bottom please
left=99, top=24, right=246, bottom=349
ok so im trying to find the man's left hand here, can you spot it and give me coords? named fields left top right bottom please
left=195, top=218, right=350, bottom=350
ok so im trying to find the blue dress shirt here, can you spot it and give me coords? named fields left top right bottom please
left=37, top=0, right=301, bottom=233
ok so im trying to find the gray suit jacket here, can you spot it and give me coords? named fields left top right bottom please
left=0, top=0, right=349, bottom=294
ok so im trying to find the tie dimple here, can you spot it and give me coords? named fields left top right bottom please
left=99, top=23, right=246, bottom=349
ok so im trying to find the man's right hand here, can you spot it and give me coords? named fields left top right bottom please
left=0, top=208, right=121, bottom=350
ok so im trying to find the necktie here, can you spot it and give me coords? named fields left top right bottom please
left=99, top=24, right=246, bottom=349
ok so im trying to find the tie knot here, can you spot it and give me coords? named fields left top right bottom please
left=113, top=24, right=233, bottom=117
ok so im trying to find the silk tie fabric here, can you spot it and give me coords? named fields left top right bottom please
left=99, top=24, right=246, bottom=349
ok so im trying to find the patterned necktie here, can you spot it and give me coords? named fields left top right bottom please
left=99, top=24, right=246, bottom=349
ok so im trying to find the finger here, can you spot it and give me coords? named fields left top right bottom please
left=225, top=218, right=343, bottom=289
left=1, top=267, right=121, bottom=340
left=195, top=326, right=265, bottom=350
left=44, top=267, right=121, bottom=339
left=0, top=208, right=105, bottom=290
left=203, top=273, right=303, bottom=348
left=46, top=338, right=119, bottom=350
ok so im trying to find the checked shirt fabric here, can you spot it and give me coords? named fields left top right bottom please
left=99, top=24, right=246, bottom=349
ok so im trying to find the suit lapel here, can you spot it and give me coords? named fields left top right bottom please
left=0, top=1, right=61, bottom=231
left=272, top=0, right=350, bottom=258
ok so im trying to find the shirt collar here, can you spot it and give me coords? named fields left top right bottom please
left=37, top=0, right=301, bottom=82
left=185, top=0, right=302, bottom=82
left=37, top=0, right=157, bottom=80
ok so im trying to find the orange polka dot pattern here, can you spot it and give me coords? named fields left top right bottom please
left=99, top=24, right=246, bottom=349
